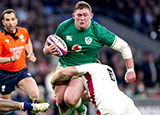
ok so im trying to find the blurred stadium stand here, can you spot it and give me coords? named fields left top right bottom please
left=99, top=16, right=160, bottom=57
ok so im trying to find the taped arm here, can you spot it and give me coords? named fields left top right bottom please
left=111, top=35, right=132, bottom=59
left=111, top=35, right=136, bottom=83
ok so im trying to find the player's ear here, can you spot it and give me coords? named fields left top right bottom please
left=72, top=13, right=75, bottom=19
left=16, top=18, right=18, bottom=25
left=90, top=13, right=93, bottom=19
left=2, top=20, right=5, bottom=26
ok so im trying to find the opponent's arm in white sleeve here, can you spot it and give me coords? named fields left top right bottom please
left=110, top=35, right=136, bottom=83
left=50, top=66, right=79, bottom=88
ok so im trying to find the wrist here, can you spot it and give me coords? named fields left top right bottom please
left=23, top=102, right=33, bottom=111
left=10, top=57, right=13, bottom=62
left=127, top=68, right=134, bottom=72
left=19, top=102, right=24, bottom=110
left=28, top=52, right=34, bottom=56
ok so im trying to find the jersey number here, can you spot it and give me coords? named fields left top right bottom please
left=107, top=68, right=115, bottom=82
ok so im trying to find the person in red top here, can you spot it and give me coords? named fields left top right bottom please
left=0, top=9, right=39, bottom=103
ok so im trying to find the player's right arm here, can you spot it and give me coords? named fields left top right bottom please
left=43, top=19, right=69, bottom=56
left=95, top=22, right=136, bottom=83
left=110, top=36, right=136, bottom=83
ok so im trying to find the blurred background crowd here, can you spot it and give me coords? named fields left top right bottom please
left=0, top=0, right=160, bottom=115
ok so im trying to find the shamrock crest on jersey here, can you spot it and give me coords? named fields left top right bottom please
left=85, top=37, right=92, bottom=45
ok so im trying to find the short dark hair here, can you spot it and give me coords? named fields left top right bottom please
left=1, top=9, right=17, bottom=20
left=74, top=1, right=92, bottom=13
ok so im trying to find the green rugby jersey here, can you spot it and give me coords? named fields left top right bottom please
left=55, top=18, right=116, bottom=67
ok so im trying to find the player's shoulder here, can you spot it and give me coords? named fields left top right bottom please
left=0, top=29, right=4, bottom=35
left=0, top=28, right=7, bottom=39
left=91, top=20, right=115, bottom=43
left=91, top=20, right=109, bottom=32
left=0, top=27, right=5, bottom=35
left=58, top=18, right=74, bottom=28
left=0, top=32, right=5, bottom=42
left=17, top=26, right=28, bottom=34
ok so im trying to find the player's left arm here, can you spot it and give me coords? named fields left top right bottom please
left=51, top=66, right=78, bottom=88
left=111, top=35, right=136, bottom=83
left=25, top=39, right=36, bottom=62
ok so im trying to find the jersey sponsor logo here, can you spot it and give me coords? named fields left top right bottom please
left=5, top=39, right=9, bottom=43
left=85, top=37, right=92, bottom=45
left=20, top=34, right=25, bottom=42
left=72, top=44, right=82, bottom=52
left=66, top=35, right=72, bottom=41
left=10, top=46, right=25, bottom=53
left=1, top=85, right=6, bottom=92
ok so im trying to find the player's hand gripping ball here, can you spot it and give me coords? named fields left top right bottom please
left=47, top=35, right=68, bottom=56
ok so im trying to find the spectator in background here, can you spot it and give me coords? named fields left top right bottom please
left=134, top=70, right=147, bottom=99
left=156, top=56, right=160, bottom=86
left=141, top=52, right=158, bottom=88
left=133, top=7, right=143, bottom=32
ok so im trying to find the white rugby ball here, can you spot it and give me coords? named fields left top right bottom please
left=47, top=35, right=68, bottom=56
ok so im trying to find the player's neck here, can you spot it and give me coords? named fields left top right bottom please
left=4, top=27, right=16, bottom=34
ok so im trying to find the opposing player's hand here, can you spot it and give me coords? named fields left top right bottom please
left=51, top=76, right=56, bottom=89
left=50, top=71, right=61, bottom=89
left=124, top=69, right=136, bottom=83
left=27, top=54, right=36, bottom=62
left=11, top=51, right=21, bottom=62
left=43, top=42, right=60, bottom=55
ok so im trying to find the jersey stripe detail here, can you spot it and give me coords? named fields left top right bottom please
left=84, top=72, right=101, bottom=115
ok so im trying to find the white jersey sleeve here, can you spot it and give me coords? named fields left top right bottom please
left=75, top=64, right=88, bottom=75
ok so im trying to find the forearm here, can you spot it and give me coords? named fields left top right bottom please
left=111, top=35, right=136, bottom=82
left=124, top=58, right=134, bottom=69
left=25, top=39, right=36, bottom=62
left=0, top=57, right=12, bottom=64
left=0, top=99, right=20, bottom=113
left=25, top=39, right=34, bottom=55
left=51, top=72, right=62, bottom=84
left=111, top=35, right=134, bottom=69
left=51, top=70, right=68, bottom=84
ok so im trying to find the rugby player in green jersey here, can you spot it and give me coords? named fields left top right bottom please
left=43, top=1, right=136, bottom=115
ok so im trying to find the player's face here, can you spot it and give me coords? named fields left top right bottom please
left=72, top=8, right=93, bottom=30
left=2, top=12, right=18, bottom=33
